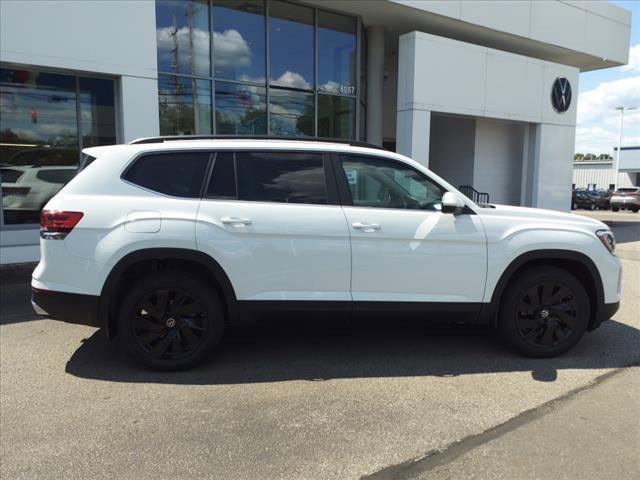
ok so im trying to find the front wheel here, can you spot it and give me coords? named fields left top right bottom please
left=118, top=271, right=225, bottom=370
left=499, top=266, right=590, bottom=357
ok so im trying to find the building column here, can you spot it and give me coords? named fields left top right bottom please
left=396, top=109, right=431, bottom=166
left=366, top=25, right=385, bottom=146
left=119, top=76, right=160, bottom=142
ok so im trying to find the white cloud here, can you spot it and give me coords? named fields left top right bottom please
left=575, top=73, right=640, bottom=155
left=270, top=71, right=311, bottom=90
left=213, top=29, right=252, bottom=69
left=621, top=43, right=640, bottom=73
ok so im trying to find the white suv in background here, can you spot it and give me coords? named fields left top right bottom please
left=32, top=137, right=621, bottom=370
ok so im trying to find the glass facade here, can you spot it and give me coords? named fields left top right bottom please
left=156, top=0, right=359, bottom=139
left=0, top=67, right=116, bottom=225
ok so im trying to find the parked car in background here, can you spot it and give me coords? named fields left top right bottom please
left=610, top=187, right=640, bottom=212
left=587, top=190, right=611, bottom=210
left=571, top=190, right=597, bottom=210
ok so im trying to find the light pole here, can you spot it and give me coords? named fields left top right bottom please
left=614, top=106, right=638, bottom=187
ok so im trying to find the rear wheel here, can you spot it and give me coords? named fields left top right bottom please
left=612, top=207, right=619, bottom=212
left=499, top=266, right=590, bottom=357
left=118, top=271, right=225, bottom=370
left=632, top=207, right=639, bottom=213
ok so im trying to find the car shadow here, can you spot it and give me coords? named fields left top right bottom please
left=65, top=315, right=640, bottom=385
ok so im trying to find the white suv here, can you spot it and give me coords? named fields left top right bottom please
left=32, top=137, right=621, bottom=370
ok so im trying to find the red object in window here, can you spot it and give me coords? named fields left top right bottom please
left=40, top=210, right=84, bottom=235
left=31, top=107, right=38, bottom=123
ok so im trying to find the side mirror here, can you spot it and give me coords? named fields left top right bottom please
left=441, top=192, right=466, bottom=215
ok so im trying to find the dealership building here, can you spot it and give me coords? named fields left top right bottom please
left=0, top=0, right=632, bottom=264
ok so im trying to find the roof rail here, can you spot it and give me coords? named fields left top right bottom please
left=128, top=134, right=385, bottom=150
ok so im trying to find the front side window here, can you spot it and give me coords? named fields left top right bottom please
left=339, top=155, right=445, bottom=210
left=236, top=151, right=327, bottom=204
left=123, top=152, right=210, bottom=198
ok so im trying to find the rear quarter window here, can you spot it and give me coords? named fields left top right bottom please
left=123, top=152, right=210, bottom=198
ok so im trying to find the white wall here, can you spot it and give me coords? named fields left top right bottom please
left=397, top=32, right=579, bottom=126
left=473, top=118, right=525, bottom=205
left=573, top=163, right=635, bottom=189
left=389, top=0, right=631, bottom=66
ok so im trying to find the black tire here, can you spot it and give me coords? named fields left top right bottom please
left=632, top=207, right=639, bottom=213
left=499, top=266, right=590, bottom=358
left=117, top=271, right=225, bottom=370
left=612, top=207, right=619, bottom=212
left=571, top=202, right=577, bottom=210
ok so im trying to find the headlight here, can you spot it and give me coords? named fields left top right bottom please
left=596, top=230, right=616, bottom=254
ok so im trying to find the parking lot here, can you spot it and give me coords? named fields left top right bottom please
left=1, top=216, right=639, bottom=480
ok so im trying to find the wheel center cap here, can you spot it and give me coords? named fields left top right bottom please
left=165, top=317, right=177, bottom=328
left=540, top=309, right=550, bottom=319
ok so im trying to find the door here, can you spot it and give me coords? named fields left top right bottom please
left=196, top=150, right=351, bottom=302
left=335, top=154, right=487, bottom=306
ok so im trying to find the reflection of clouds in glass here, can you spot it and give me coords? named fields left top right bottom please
left=270, top=71, right=310, bottom=90
left=213, top=29, right=252, bottom=68
left=319, top=81, right=339, bottom=94
left=156, top=26, right=210, bottom=73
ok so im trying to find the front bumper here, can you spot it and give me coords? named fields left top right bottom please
left=31, top=287, right=101, bottom=327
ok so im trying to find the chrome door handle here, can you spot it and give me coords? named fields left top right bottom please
left=352, top=222, right=381, bottom=232
left=221, top=217, right=252, bottom=226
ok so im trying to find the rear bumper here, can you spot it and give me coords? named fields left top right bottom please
left=589, top=301, right=620, bottom=331
left=31, top=287, right=101, bottom=327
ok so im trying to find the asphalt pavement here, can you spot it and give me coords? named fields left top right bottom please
left=1, top=218, right=638, bottom=480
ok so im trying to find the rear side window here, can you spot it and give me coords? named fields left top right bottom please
left=235, top=152, right=327, bottom=204
left=123, top=152, right=210, bottom=198
left=207, top=152, right=236, bottom=198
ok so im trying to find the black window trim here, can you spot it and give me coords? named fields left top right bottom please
left=202, top=149, right=340, bottom=206
left=120, top=149, right=215, bottom=200
left=330, top=152, right=459, bottom=212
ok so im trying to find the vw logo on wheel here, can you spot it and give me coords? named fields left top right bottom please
left=551, top=77, right=572, bottom=113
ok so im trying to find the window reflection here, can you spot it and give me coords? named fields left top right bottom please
left=156, top=0, right=210, bottom=77
left=215, top=81, right=266, bottom=134
left=269, top=1, right=314, bottom=90
left=213, top=0, right=265, bottom=82
left=79, top=77, right=116, bottom=147
left=269, top=88, right=314, bottom=136
left=318, top=95, right=355, bottom=139
left=318, top=11, right=356, bottom=95
left=0, top=68, right=115, bottom=225
left=159, top=74, right=212, bottom=135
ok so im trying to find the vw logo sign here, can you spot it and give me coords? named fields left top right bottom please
left=551, top=77, right=572, bottom=113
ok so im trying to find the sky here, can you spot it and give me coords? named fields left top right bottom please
left=575, top=0, right=640, bottom=155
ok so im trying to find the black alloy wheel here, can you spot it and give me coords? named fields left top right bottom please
left=132, top=288, right=207, bottom=360
left=499, top=266, right=589, bottom=357
left=118, top=271, right=224, bottom=370
left=515, top=282, right=578, bottom=348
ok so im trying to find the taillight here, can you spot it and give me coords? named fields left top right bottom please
left=40, top=210, right=83, bottom=239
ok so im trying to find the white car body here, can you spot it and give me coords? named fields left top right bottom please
left=31, top=138, right=622, bottom=367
